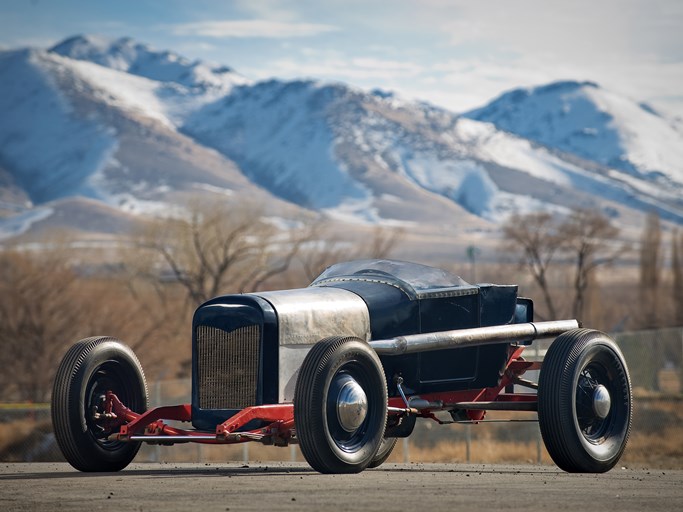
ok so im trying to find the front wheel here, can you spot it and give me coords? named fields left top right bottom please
left=538, top=329, right=632, bottom=473
left=294, top=336, right=388, bottom=474
left=51, top=337, right=148, bottom=472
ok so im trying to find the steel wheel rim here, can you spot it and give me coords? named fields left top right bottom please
left=326, top=362, right=375, bottom=453
left=85, top=360, right=135, bottom=450
left=575, top=362, right=613, bottom=442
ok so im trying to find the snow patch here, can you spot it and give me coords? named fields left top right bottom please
left=0, top=207, right=54, bottom=240
left=191, top=183, right=234, bottom=196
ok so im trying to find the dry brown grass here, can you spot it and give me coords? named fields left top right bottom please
left=620, top=427, right=683, bottom=469
left=0, top=420, right=35, bottom=455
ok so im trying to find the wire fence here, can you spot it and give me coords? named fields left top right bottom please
left=1, top=328, right=681, bottom=467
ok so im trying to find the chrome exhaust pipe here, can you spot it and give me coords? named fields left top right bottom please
left=368, top=319, right=580, bottom=355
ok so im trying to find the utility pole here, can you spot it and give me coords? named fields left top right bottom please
left=467, top=245, right=480, bottom=283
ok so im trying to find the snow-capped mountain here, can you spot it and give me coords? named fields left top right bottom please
left=465, top=81, right=683, bottom=192
left=50, top=35, right=250, bottom=93
left=0, top=41, right=299, bottom=240
left=184, top=77, right=683, bottom=225
left=1, top=35, right=683, bottom=245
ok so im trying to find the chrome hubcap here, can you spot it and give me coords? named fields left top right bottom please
left=592, top=384, right=611, bottom=419
left=335, top=375, right=368, bottom=432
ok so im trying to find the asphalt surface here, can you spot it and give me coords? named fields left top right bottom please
left=1, top=462, right=681, bottom=512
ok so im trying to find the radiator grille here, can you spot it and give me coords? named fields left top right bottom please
left=196, top=324, right=261, bottom=410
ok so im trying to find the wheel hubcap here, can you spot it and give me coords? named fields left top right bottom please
left=592, top=384, right=611, bottom=419
left=335, top=375, right=368, bottom=432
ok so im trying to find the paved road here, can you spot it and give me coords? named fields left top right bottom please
left=1, top=462, right=680, bottom=512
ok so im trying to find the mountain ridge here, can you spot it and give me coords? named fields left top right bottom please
left=1, top=35, right=682, bottom=245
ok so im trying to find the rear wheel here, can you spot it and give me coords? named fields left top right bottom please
left=294, top=336, right=387, bottom=474
left=51, top=337, right=148, bottom=472
left=538, top=329, right=632, bottom=473
left=368, top=413, right=416, bottom=468
left=368, top=437, right=397, bottom=468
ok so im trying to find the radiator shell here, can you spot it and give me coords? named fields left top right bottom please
left=191, top=288, right=370, bottom=431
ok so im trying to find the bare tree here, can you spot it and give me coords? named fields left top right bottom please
left=558, top=209, right=621, bottom=321
left=0, top=247, right=81, bottom=401
left=299, top=223, right=403, bottom=282
left=0, top=240, right=191, bottom=401
left=639, top=212, right=662, bottom=328
left=502, top=209, right=621, bottom=323
left=132, top=199, right=315, bottom=307
left=672, top=229, right=683, bottom=326
left=502, top=212, right=564, bottom=320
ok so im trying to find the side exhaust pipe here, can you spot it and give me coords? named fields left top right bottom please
left=368, top=320, right=580, bottom=355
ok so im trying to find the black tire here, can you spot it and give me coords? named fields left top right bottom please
left=538, top=329, right=632, bottom=473
left=51, top=337, right=148, bottom=472
left=294, top=336, right=387, bottom=474
left=368, top=437, right=398, bottom=468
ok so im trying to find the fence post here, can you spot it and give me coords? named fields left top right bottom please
left=465, top=424, right=471, bottom=462
left=536, top=429, right=542, bottom=464
left=153, top=381, right=161, bottom=463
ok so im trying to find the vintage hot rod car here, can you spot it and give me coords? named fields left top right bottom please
left=52, top=259, right=632, bottom=474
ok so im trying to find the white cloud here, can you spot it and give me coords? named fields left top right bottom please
left=350, top=57, right=423, bottom=74
left=169, top=19, right=338, bottom=39
left=233, top=0, right=300, bottom=22
left=435, top=0, right=683, bottom=64
left=253, top=56, right=423, bottom=83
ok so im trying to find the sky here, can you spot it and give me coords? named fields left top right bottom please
left=1, top=0, right=682, bottom=116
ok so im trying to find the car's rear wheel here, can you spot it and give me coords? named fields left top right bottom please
left=368, top=412, right=416, bottom=468
left=294, top=336, right=387, bottom=474
left=51, top=337, right=148, bottom=472
left=368, top=437, right=397, bottom=468
left=538, top=329, right=632, bottom=473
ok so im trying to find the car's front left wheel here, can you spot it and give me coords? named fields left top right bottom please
left=51, top=337, right=148, bottom=472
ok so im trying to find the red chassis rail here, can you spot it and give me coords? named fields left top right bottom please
left=101, top=347, right=541, bottom=446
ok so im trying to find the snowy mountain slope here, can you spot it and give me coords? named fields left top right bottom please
left=0, top=197, right=138, bottom=241
left=39, top=35, right=683, bottom=225
left=363, top=98, right=683, bottom=223
left=0, top=49, right=118, bottom=203
left=183, top=79, right=490, bottom=226
left=187, top=80, right=502, bottom=221
left=0, top=163, right=30, bottom=217
left=185, top=80, right=370, bottom=209
left=38, top=36, right=588, bottom=223
left=465, top=81, right=683, bottom=190
left=2, top=35, right=683, bottom=244
left=48, top=35, right=251, bottom=129
left=50, top=35, right=250, bottom=93
left=451, top=118, right=683, bottom=222
left=185, top=75, right=683, bottom=226
left=0, top=44, right=304, bottom=239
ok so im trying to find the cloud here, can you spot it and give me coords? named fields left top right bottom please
left=169, top=19, right=338, bottom=39
left=255, top=55, right=423, bottom=83
left=436, top=0, right=683, bottom=64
